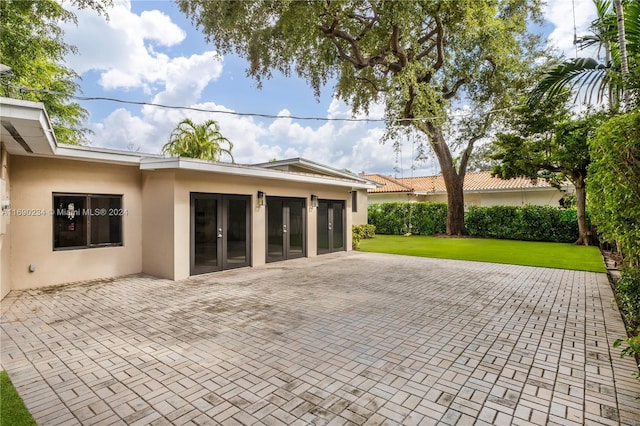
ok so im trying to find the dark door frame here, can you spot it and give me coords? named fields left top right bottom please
left=190, top=192, right=251, bottom=275
left=265, top=196, right=307, bottom=263
left=317, top=199, right=346, bottom=255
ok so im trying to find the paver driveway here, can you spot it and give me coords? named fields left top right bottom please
left=1, top=252, right=639, bottom=425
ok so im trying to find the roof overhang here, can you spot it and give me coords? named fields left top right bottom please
left=0, top=97, right=375, bottom=188
left=256, top=157, right=377, bottom=185
left=1, top=98, right=56, bottom=155
left=141, top=157, right=376, bottom=189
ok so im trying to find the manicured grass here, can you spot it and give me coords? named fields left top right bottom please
left=0, top=371, right=36, bottom=426
left=358, top=235, right=606, bottom=272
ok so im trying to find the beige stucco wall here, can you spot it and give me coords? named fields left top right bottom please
left=1, top=144, right=10, bottom=299
left=141, top=170, right=176, bottom=280
left=167, top=169, right=353, bottom=280
left=5, top=156, right=357, bottom=291
left=9, top=156, right=143, bottom=290
left=352, top=189, right=368, bottom=225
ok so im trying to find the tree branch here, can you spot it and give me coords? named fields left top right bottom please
left=443, top=78, right=466, bottom=99
left=458, top=116, right=491, bottom=176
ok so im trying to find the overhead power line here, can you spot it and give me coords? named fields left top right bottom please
left=6, top=83, right=516, bottom=124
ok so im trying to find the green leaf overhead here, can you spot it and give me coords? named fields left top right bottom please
left=178, top=0, right=545, bottom=235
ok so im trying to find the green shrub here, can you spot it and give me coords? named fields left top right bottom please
left=352, top=224, right=376, bottom=249
left=368, top=202, right=446, bottom=235
left=589, top=111, right=640, bottom=266
left=615, top=267, right=640, bottom=334
left=368, top=202, right=582, bottom=242
left=465, top=205, right=582, bottom=243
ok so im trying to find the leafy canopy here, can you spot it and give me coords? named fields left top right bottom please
left=162, top=118, right=234, bottom=162
left=529, top=0, right=640, bottom=109
left=0, top=0, right=111, bottom=145
left=491, top=92, right=602, bottom=187
left=178, top=0, right=544, bottom=236
left=588, top=111, right=640, bottom=264
left=178, top=0, right=542, bottom=125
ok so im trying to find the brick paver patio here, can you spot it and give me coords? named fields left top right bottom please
left=1, top=252, right=639, bottom=425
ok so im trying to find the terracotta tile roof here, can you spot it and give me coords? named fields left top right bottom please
left=363, top=171, right=556, bottom=194
left=362, top=174, right=414, bottom=193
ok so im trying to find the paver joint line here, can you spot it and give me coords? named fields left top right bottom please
left=1, top=252, right=639, bottom=425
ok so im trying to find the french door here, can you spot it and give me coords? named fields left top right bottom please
left=190, top=193, right=251, bottom=275
left=266, top=197, right=306, bottom=262
left=317, top=200, right=345, bottom=254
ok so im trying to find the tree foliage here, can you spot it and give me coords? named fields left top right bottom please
left=529, top=0, right=640, bottom=109
left=0, top=0, right=111, bottom=145
left=178, top=0, right=544, bottom=235
left=588, top=110, right=640, bottom=264
left=490, top=92, right=605, bottom=245
left=162, top=118, right=234, bottom=162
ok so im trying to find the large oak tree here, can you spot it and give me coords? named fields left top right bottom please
left=178, top=0, right=544, bottom=235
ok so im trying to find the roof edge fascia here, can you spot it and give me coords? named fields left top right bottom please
left=141, top=157, right=376, bottom=189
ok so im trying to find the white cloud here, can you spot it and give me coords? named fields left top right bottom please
left=62, top=0, right=220, bottom=93
left=544, top=0, right=599, bottom=59
left=67, top=0, right=602, bottom=177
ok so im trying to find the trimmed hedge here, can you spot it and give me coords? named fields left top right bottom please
left=368, top=202, right=583, bottom=243
left=367, top=202, right=447, bottom=235
left=465, top=205, right=581, bottom=243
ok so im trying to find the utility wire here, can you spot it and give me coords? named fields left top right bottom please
left=7, top=83, right=517, bottom=124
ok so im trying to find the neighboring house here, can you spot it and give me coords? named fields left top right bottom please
left=0, top=97, right=375, bottom=299
left=363, top=172, right=573, bottom=208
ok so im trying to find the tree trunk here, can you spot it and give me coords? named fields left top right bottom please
left=444, top=172, right=466, bottom=236
left=420, top=121, right=466, bottom=236
left=573, top=175, right=592, bottom=246
left=613, top=0, right=629, bottom=108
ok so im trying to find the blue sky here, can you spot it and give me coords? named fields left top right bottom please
left=61, top=0, right=597, bottom=176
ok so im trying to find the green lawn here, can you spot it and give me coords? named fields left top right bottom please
left=0, top=371, right=37, bottom=426
left=358, top=235, right=606, bottom=272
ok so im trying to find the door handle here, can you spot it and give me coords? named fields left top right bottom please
left=283, top=224, right=287, bottom=233
left=217, top=228, right=223, bottom=238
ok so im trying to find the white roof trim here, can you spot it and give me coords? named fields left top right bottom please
left=141, top=157, right=376, bottom=189
left=256, top=157, right=373, bottom=184
left=54, top=144, right=157, bottom=165
left=1, top=97, right=57, bottom=155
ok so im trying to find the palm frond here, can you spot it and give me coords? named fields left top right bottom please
left=527, top=57, right=623, bottom=106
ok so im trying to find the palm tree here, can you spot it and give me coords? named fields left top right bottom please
left=529, top=0, right=639, bottom=109
left=162, top=118, right=234, bottom=162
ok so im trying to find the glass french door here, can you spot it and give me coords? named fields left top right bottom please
left=266, top=197, right=306, bottom=263
left=191, top=193, right=251, bottom=275
left=317, top=200, right=345, bottom=254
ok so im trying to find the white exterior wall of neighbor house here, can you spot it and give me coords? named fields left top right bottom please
left=417, top=188, right=566, bottom=208
left=1, top=144, right=11, bottom=299
left=369, top=188, right=567, bottom=208
left=367, top=193, right=416, bottom=205
left=8, top=155, right=144, bottom=291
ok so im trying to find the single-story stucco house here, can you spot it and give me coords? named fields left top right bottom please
left=0, top=97, right=374, bottom=299
left=363, top=173, right=573, bottom=208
